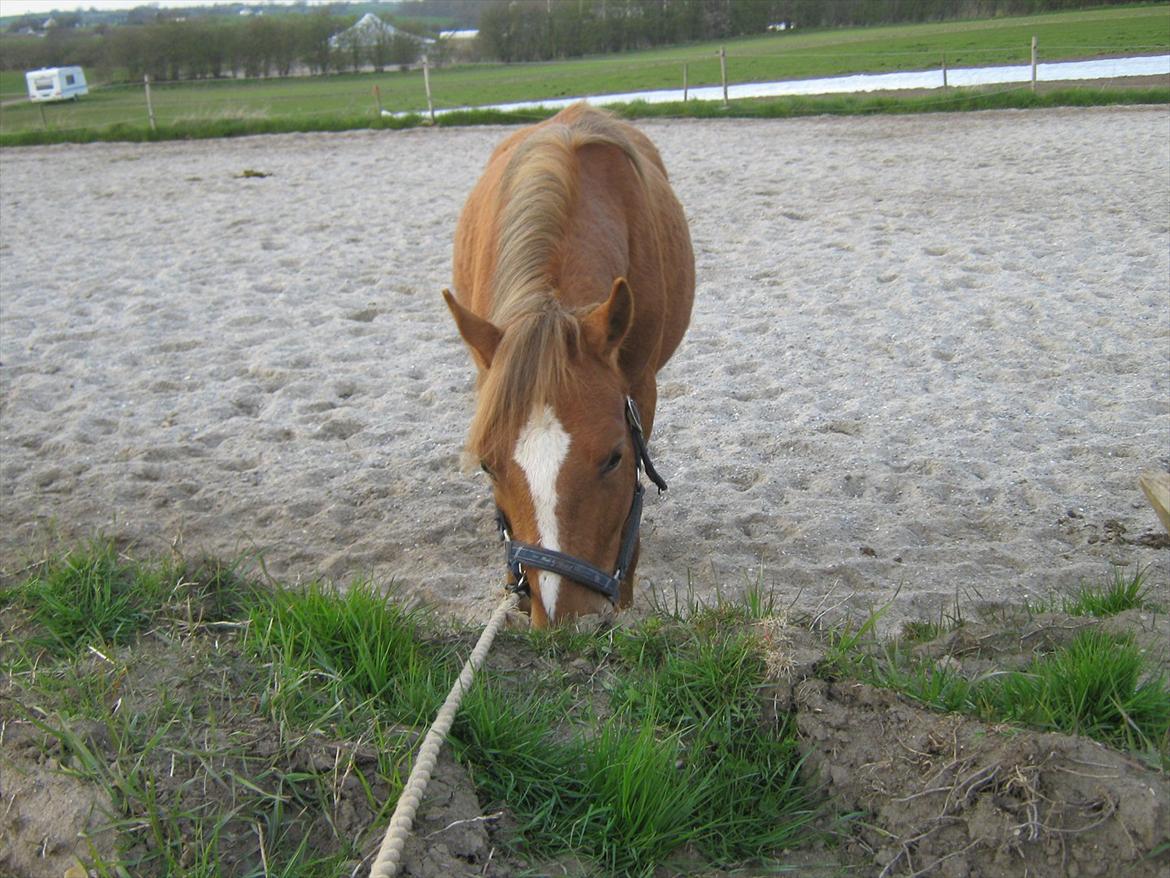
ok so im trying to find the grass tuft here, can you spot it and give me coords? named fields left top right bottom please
left=977, top=630, right=1170, bottom=754
left=1062, top=567, right=1151, bottom=618
left=11, top=540, right=168, bottom=655
left=244, top=580, right=454, bottom=730
left=580, top=718, right=708, bottom=873
left=830, top=606, right=1170, bottom=765
left=455, top=611, right=820, bottom=872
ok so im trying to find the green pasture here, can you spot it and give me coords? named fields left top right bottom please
left=0, top=3, right=1166, bottom=142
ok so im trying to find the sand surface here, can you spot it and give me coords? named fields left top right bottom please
left=1, top=107, right=1167, bottom=628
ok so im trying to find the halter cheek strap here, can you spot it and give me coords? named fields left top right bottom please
left=624, top=396, right=667, bottom=494
left=497, top=397, right=665, bottom=606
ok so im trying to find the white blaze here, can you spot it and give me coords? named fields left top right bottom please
left=513, top=405, right=570, bottom=621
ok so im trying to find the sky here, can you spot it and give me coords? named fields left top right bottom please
left=0, top=0, right=346, bottom=16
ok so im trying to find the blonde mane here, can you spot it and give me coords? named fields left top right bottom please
left=469, top=109, right=647, bottom=461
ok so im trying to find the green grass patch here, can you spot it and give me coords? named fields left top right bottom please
left=978, top=629, right=1170, bottom=753
left=1, top=545, right=820, bottom=875
left=6, top=540, right=173, bottom=655
left=829, top=601, right=1170, bottom=765
left=1, top=3, right=1166, bottom=144
left=3, top=84, right=1164, bottom=148
left=457, top=618, right=817, bottom=874
left=4, top=537, right=1166, bottom=876
left=616, top=84, right=1170, bottom=118
left=3, top=4, right=1167, bottom=114
left=6, top=543, right=1164, bottom=872
left=1062, top=567, right=1152, bottom=617
left=244, top=580, right=454, bottom=731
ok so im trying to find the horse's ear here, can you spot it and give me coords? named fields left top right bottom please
left=443, top=289, right=501, bottom=370
left=583, top=277, right=634, bottom=360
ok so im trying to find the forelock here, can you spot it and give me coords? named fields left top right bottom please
left=468, top=301, right=583, bottom=463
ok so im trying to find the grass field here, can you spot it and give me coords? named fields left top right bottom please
left=1, top=542, right=1167, bottom=875
left=0, top=3, right=1166, bottom=143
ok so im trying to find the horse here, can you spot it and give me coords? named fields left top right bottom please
left=443, top=103, right=694, bottom=627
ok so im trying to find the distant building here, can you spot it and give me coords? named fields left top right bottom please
left=329, top=13, right=433, bottom=51
left=440, top=29, right=478, bottom=41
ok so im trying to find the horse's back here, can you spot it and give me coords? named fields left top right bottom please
left=452, top=104, right=694, bottom=376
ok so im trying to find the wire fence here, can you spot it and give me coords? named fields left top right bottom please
left=1, top=41, right=1166, bottom=139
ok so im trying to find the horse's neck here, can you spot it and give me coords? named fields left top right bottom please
left=552, top=148, right=637, bottom=311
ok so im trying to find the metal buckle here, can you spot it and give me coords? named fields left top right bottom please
left=625, top=396, right=643, bottom=434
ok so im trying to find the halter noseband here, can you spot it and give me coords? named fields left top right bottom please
left=496, top=397, right=667, bottom=606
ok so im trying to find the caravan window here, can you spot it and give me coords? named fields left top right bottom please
left=34, top=77, right=54, bottom=91
left=65, top=74, right=75, bottom=85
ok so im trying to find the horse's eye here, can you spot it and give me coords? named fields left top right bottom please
left=480, top=460, right=495, bottom=480
left=602, top=450, right=623, bottom=474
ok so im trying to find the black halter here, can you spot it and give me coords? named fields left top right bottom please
left=496, top=397, right=667, bottom=606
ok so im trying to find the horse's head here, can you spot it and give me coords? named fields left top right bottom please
left=444, top=278, right=647, bottom=627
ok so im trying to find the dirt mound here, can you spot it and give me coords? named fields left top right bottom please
left=798, top=678, right=1168, bottom=877
left=761, top=609, right=1170, bottom=877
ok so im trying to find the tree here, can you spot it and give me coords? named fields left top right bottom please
left=299, top=12, right=339, bottom=75
left=389, top=32, right=422, bottom=70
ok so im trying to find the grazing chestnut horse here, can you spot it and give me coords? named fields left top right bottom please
left=443, top=103, right=694, bottom=627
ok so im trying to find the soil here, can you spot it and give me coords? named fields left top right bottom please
left=2, top=606, right=1167, bottom=877
left=797, top=676, right=1168, bottom=878
left=774, top=608, right=1170, bottom=878
left=0, top=749, right=115, bottom=878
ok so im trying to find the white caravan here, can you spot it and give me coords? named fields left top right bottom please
left=25, top=67, right=88, bottom=102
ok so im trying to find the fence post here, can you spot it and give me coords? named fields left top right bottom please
left=942, top=52, right=948, bottom=89
left=683, top=62, right=688, bottom=102
left=38, top=102, right=47, bottom=130
left=719, top=46, right=728, bottom=108
left=373, top=83, right=383, bottom=115
left=144, top=73, right=157, bottom=131
left=422, top=56, right=435, bottom=124
left=1031, top=36, right=1037, bottom=92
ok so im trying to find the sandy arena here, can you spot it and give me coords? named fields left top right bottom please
left=1, top=107, right=1167, bottom=628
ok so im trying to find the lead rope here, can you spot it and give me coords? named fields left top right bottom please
left=368, top=590, right=520, bottom=878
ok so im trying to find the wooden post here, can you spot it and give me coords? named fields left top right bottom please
left=1031, top=36, right=1037, bottom=92
left=144, top=73, right=156, bottom=131
left=422, top=55, right=435, bottom=124
left=942, top=52, right=948, bottom=89
left=1140, top=472, right=1170, bottom=534
left=38, top=102, right=47, bottom=129
left=373, top=83, right=383, bottom=115
left=719, top=46, right=728, bottom=108
left=683, top=63, right=688, bottom=102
